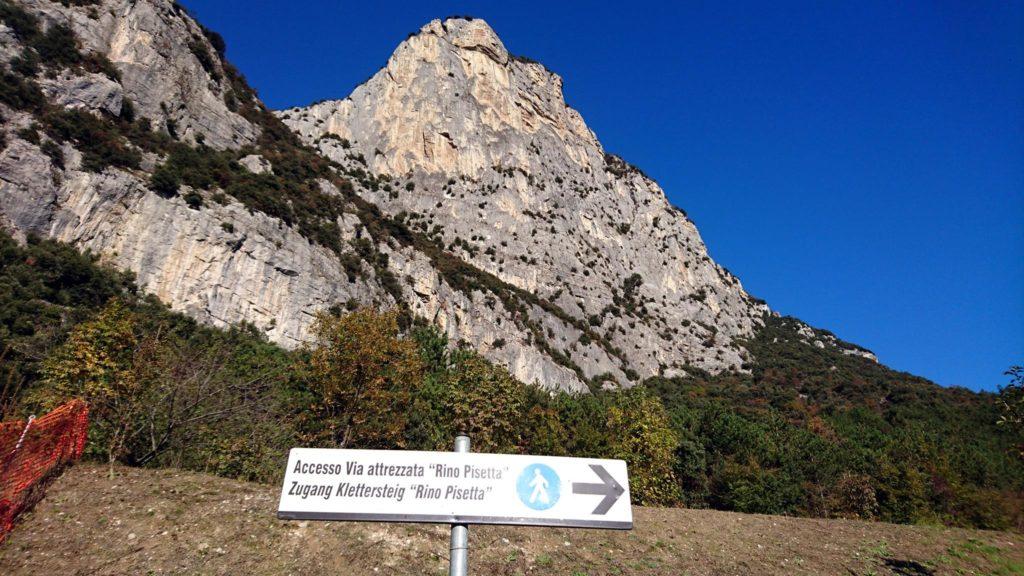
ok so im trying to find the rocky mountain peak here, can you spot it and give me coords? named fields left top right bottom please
left=279, top=18, right=780, bottom=387
left=0, top=2, right=872, bottom=393
left=283, top=17, right=598, bottom=179
left=432, top=17, right=510, bottom=65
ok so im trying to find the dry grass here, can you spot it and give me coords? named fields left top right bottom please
left=1, top=464, right=1021, bottom=575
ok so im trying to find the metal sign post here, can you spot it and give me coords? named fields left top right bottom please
left=448, top=435, right=470, bottom=576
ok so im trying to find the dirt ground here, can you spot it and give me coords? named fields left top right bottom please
left=1, top=464, right=1021, bottom=575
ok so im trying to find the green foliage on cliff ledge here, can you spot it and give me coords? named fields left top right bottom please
left=0, top=0, right=119, bottom=81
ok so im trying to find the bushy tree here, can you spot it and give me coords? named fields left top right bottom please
left=713, top=460, right=801, bottom=514
left=999, top=366, right=1024, bottom=460
left=521, top=403, right=569, bottom=456
left=411, top=322, right=450, bottom=375
left=301, top=308, right=422, bottom=448
left=398, top=324, right=449, bottom=450
left=552, top=392, right=609, bottom=457
left=32, top=299, right=138, bottom=466
left=875, top=456, right=930, bottom=524
left=440, top=351, right=527, bottom=453
left=605, top=387, right=680, bottom=506
left=824, top=472, right=878, bottom=520
left=29, top=299, right=281, bottom=472
left=673, top=431, right=710, bottom=507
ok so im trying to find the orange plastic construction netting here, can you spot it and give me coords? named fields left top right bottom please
left=0, top=400, right=89, bottom=542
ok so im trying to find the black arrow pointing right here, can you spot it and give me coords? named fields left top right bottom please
left=571, top=464, right=625, bottom=515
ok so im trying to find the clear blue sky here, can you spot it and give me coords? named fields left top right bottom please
left=181, top=1, right=1023, bottom=391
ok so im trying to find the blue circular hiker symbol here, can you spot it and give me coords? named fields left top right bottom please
left=516, top=463, right=560, bottom=510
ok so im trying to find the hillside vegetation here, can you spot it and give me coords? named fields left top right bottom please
left=2, top=464, right=1023, bottom=576
left=1, top=231, right=1021, bottom=531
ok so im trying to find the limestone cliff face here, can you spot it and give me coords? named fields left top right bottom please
left=0, top=137, right=385, bottom=348
left=18, top=0, right=258, bottom=148
left=0, top=0, right=361, bottom=347
left=280, top=18, right=772, bottom=380
left=284, top=19, right=599, bottom=179
left=0, top=4, right=873, bottom=393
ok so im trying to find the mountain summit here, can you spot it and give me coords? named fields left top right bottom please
left=285, top=18, right=600, bottom=178
left=280, top=17, right=873, bottom=386
left=0, top=5, right=871, bottom=391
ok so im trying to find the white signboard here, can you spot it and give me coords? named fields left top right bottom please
left=277, top=448, right=632, bottom=530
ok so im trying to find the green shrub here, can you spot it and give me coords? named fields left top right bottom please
left=10, top=48, right=39, bottom=76
left=149, top=164, right=180, bottom=197
left=119, top=97, right=135, bottom=122
left=16, top=126, right=39, bottom=144
left=0, top=1, right=41, bottom=41
left=183, top=190, right=203, bottom=209
left=0, top=70, right=46, bottom=111
left=188, top=38, right=220, bottom=80
left=713, top=461, right=802, bottom=514
left=32, top=23, right=80, bottom=68
left=199, top=24, right=226, bottom=57
left=43, top=108, right=140, bottom=172
left=40, top=138, right=64, bottom=168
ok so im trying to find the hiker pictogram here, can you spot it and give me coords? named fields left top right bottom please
left=516, top=464, right=560, bottom=510
left=529, top=468, right=549, bottom=504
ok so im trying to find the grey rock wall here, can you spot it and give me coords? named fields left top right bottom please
left=0, top=5, right=873, bottom=393
left=279, top=18, right=770, bottom=380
